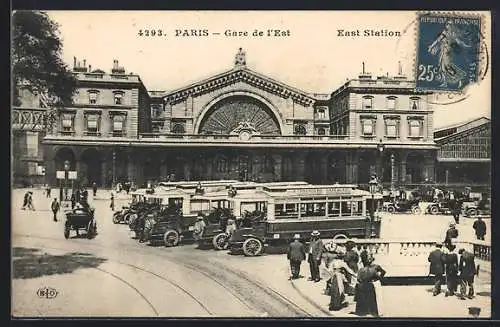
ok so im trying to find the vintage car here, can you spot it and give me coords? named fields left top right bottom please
left=64, top=206, right=97, bottom=239
left=383, top=190, right=422, bottom=214
left=228, top=184, right=383, bottom=256
left=463, top=196, right=491, bottom=217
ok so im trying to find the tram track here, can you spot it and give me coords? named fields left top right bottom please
left=14, top=233, right=323, bottom=317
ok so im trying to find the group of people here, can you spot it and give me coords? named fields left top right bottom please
left=428, top=241, right=478, bottom=300
left=287, top=232, right=386, bottom=317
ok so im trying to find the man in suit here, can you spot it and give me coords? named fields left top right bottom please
left=444, top=222, right=459, bottom=250
left=288, top=234, right=306, bottom=280
left=473, top=217, right=487, bottom=241
left=444, top=244, right=459, bottom=297
left=308, top=231, right=324, bottom=282
left=458, top=248, right=477, bottom=299
left=428, top=242, right=446, bottom=296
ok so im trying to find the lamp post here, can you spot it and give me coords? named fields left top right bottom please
left=390, top=153, right=396, bottom=193
left=63, top=160, right=70, bottom=201
left=112, top=150, right=116, bottom=190
left=377, top=139, right=385, bottom=184
left=368, top=176, right=378, bottom=238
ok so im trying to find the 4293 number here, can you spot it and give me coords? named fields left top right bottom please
left=417, top=64, right=439, bottom=82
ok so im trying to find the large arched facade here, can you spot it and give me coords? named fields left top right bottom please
left=195, top=93, right=283, bottom=135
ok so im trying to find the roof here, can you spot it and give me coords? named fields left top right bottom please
left=162, top=66, right=317, bottom=107
left=434, top=116, right=490, bottom=135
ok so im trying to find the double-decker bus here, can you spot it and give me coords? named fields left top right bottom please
left=228, top=184, right=383, bottom=256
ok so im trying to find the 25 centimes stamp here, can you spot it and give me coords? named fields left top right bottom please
left=415, top=12, right=482, bottom=93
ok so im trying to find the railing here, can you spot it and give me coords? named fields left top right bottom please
left=328, top=238, right=491, bottom=262
left=138, top=133, right=350, bottom=142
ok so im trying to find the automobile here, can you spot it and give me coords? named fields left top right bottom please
left=463, top=196, right=491, bottom=217
left=383, top=190, right=422, bottom=214
left=64, top=206, right=97, bottom=239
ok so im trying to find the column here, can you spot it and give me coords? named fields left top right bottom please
left=399, top=151, right=408, bottom=184
left=272, top=154, right=282, bottom=182
left=320, top=155, right=328, bottom=184
left=101, top=160, right=107, bottom=188
left=127, top=152, right=135, bottom=182
left=345, top=152, right=359, bottom=184
left=206, top=155, right=214, bottom=180
left=160, top=157, right=168, bottom=181
left=292, top=151, right=306, bottom=181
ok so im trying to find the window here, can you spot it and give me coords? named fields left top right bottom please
left=387, top=97, right=396, bottom=110
left=113, top=115, right=125, bottom=134
left=172, top=123, right=185, bottom=134
left=317, top=128, right=326, bottom=136
left=317, top=108, right=326, bottom=119
left=61, top=114, right=74, bottom=132
left=88, top=91, right=99, bottom=104
left=114, top=92, right=124, bottom=105
left=410, top=97, right=420, bottom=110
left=362, top=96, right=373, bottom=109
left=294, top=124, right=306, bottom=135
left=86, top=114, right=100, bottom=134
left=409, top=120, right=423, bottom=137
left=216, top=157, right=228, bottom=173
left=385, top=119, right=398, bottom=137
left=26, top=132, right=38, bottom=156
left=362, top=119, right=374, bottom=136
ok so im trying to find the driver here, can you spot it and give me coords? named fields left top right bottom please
left=226, top=218, right=236, bottom=236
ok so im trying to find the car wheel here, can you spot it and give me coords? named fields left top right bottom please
left=387, top=206, right=396, bottom=213
left=429, top=205, right=439, bottom=215
left=467, top=208, right=478, bottom=217
left=164, top=230, right=180, bottom=247
left=112, top=214, right=120, bottom=224
left=412, top=206, right=422, bottom=215
left=333, top=233, right=348, bottom=240
left=242, top=238, right=263, bottom=257
left=212, top=233, right=229, bottom=250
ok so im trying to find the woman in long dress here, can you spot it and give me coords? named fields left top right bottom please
left=355, top=255, right=386, bottom=317
left=328, top=254, right=357, bottom=311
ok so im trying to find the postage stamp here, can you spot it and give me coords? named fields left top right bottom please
left=415, top=12, right=482, bottom=92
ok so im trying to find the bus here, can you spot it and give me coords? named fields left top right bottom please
left=228, top=184, right=384, bottom=256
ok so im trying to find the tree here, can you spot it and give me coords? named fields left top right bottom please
left=12, top=10, right=76, bottom=116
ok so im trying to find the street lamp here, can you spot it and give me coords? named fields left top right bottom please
left=377, top=139, right=385, bottom=183
left=367, top=176, right=378, bottom=238
left=390, top=153, right=396, bottom=193
left=63, top=160, right=70, bottom=201
left=112, top=150, right=116, bottom=190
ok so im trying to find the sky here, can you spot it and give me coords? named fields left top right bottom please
left=45, top=10, right=491, bottom=128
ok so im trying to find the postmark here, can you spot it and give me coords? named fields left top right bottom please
left=415, top=12, right=482, bottom=92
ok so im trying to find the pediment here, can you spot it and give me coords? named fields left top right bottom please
left=163, top=67, right=316, bottom=107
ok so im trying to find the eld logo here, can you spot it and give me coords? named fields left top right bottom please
left=36, top=287, right=58, bottom=299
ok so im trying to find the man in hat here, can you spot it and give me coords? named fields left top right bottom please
left=193, top=212, right=206, bottom=241
left=472, top=216, right=487, bottom=241
left=444, top=222, right=459, bottom=250
left=428, top=242, right=446, bottom=296
left=287, top=234, right=306, bottom=280
left=443, top=244, right=459, bottom=297
left=51, top=198, right=60, bottom=222
left=458, top=248, right=476, bottom=299
left=308, top=231, right=324, bottom=282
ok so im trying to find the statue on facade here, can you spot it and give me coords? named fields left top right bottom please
left=235, top=47, right=246, bottom=67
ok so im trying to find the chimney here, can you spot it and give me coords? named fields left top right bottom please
left=112, top=59, right=125, bottom=74
left=73, top=57, right=77, bottom=68
left=83, top=59, right=86, bottom=67
left=89, top=64, right=92, bottom=72
left=394, top=60, right=407, bottom=80
left=358, top=61, right=372, bottom=80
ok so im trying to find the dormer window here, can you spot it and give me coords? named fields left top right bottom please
left=114, top=92, right=124, bottom=105
left=362, top=96, right=373, bottom=109
left=387, top=96, right=397, bottom=110
left=88, top=90, right=99, bottom=104
left=410, top=97, right=420, bottom=110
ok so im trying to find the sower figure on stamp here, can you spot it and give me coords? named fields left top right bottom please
left=458, top=248, right=477, bottom=299
left=428, top=242, right=446, bottom=296
left=308, top=231, right=323, bottom=282
left=287, top=234, right=306, bottom=280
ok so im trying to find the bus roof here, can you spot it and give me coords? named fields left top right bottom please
left=191, top=191, right=232, bottom=200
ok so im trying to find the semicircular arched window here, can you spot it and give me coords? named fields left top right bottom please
left=172, top=123, right=185, bottom=134
left=318, top=128, right=326, bottom=136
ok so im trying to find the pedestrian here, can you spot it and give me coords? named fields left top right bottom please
left=443, top=244, right=459, bottom=297
left=46, top=185, right=51, bottom=198
left=473, top=217, right=487, bottom=241
left=70, top=192, right=76, bottom=210
left=344, top=240, right=360, bottom=295
left=327, top=251, right=357, bottom=311
left=360, top=245, right=370, bottom=268
left=75, top=188, right=81, bottom=203
left=21, top=191, right=29, bottom=210
left=308, top=230, right=324, bottom=282
left=451, top=193, right=462, bottom=224
left=51, top=198, right=60, bottom=222
left=81, top=188, right=89, bottom=203
left=427, top=242, right=446, bottom=296
left=444, top=222, right=459, bottom=250
left=27, top=192, right=35, bottom=210
left=92, top=182, right=97, bottom=197
left=110, top=192, right=115, bottom=211
left=287, top=234, right=306, bottom=280
left=354, top=254, right=386, bottom=317
left=458, top=248, right=477, bottom=300
left=193, top=213, right=206, bottom=242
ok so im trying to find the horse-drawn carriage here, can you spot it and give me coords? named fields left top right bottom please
left=64, top=206, right=97, bottom=239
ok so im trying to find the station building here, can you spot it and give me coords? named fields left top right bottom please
left=15, top=50, right=445, bottom=188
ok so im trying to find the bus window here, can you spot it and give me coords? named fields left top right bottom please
left=168, top=198, right=183, bottom=207
left=353, top=200, right=363, bottom=216
left=191, top=200, right=211, bottom=213
left=328, top=201, right=340, bottom=217
left=340, top=201, right=351, bottom=217
left=300, top=202, right=326, bottom=217
left=275, top=203, right=299, bottom=219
